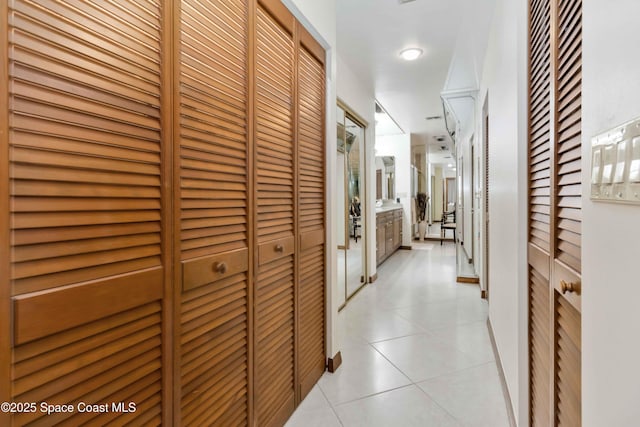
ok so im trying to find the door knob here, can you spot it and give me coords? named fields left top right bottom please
left=214, top=262, right=227, bottom=274
left=560, top=280, right=580, bottom=295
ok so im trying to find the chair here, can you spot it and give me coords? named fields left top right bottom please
left=351, top=215, right=361, bottom=242
left=440, top=209, right=456, bottom=245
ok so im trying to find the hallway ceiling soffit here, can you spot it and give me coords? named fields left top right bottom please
left=337, top=0, right=464, bottom=149
left=441, top=0, right=497, bottom=139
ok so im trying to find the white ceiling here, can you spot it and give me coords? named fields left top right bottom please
left=336, top=0, right=496, bottom=163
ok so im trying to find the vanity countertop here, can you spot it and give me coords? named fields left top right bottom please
left=375, top=205, right=403, bottom=214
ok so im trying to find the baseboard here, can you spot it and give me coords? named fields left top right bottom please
left=456, top=276, right=480, bottom=284
left=400, top=245, right=412, bottom=250
left=327, top=351, right=342, bottom=373
left=486, top=319, right=517, bottom=427
left=369, top=273, right=378, bottom=283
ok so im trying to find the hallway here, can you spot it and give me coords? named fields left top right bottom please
left=286, top=244, right=510, bottom=427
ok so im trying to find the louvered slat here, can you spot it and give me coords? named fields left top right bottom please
left=529, top=266, right=551, bottom=427
left=8, top=1, right=165, bottom=425
left=12, top=302, right=162, bottom=426
left=527, top=1, right=552, bottom=426
left=528, top=0, right=552, bottom=254
left=296, top=39, right=326, bottom=400
left=9, top=0, right=163, bottom=296
left=256, top=6, right=294, bottom=244
left=179, top=0, right=248, bottom=261
left=256, top=255, right=295, bottom=426
left=555, top=294, right=581, bottom=426
left=555, top=0, right=582, bottom=274
left=177, top=1, right=249, bottom=425
left=254, top=4, right=296, bottom=426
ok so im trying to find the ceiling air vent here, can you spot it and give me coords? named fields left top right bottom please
left=425, top=115, right=442, bottom=121
left=399, top=0, right=417, bottom=4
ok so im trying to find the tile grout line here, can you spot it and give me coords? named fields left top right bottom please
left=317, top=384, right=346, bottom=427
left=323, top=245, right=500, bottom=425
left=356, top=341, right=465, bottom=425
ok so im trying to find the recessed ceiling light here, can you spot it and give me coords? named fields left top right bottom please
left=447, top=163, right=454, bottom=168
left=399, top=48, right=423, bottom=61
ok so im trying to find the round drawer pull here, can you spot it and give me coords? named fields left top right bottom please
left=560, top=280, right=580, bottom=295
left=275, top=244, right=284, bottom=253
left=214, top=262, right=227, bottom=274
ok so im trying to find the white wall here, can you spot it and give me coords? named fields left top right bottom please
left=286, top=0, right=339, bottom=358
left=582, top=1, right=640, bottom=425
left=476, top=0, right=528, bottom=423
left=376, top=134, right=412, bottom=247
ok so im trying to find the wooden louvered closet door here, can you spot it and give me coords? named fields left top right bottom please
left=3, top=0, right=169, bottom=425
left=527, top=0, right=582, bottom=425
left=295, top=25, right=326, bottom=401
left=253, top=1, right=297, bottom=426
left=528, top=0, right=553, bottom=424
left=553, top=0, right=582, bottom=424
left=175, top=0, right=251, bottom=425
left=1, top=0, right=327, bottom=426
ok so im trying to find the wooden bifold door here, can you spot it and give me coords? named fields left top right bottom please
left=0, top=0, right=327, bottom=426
left=527, top=0, right=582, bottom=425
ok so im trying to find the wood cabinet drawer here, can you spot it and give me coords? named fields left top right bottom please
left=182, top=247, right=249, bottom=291
left=259, top=235, right=295, bottom=265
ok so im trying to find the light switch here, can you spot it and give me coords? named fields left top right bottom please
left=601, top=145, right=615, bottom=185
left=630, top=137, right=640, bottom=183
left=591, top=147, right=602, bottom=184
left=613, top=140, right=628, bottom=184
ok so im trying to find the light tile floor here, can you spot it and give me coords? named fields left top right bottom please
left=285, top=242, right=510, bottom=427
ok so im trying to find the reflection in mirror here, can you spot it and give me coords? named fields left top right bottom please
left=345, top=116, right=366, bottom=299
left=452, top=152, right=479, bottom=283
left=336, top=106, right=346, bottom=307
left=375, top=156, right=395, bottom=201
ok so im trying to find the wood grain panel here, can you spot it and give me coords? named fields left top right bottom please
left=296, top=37, right=326, bottom=401
left=14, top=268, right=162, bottom=345
left=7, top=0, right=166, bottom=424
left=177, top=1, right=250, bottom=426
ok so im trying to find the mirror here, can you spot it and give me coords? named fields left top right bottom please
left=345, top=116, right=365, bottom=299
left=375, top=156, right=395, bottom=201
left=337, top=106, right=347, bottom=307
left=337, top=105, right=367, bottom=307
left=455, top=149, right=480, bottom=283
